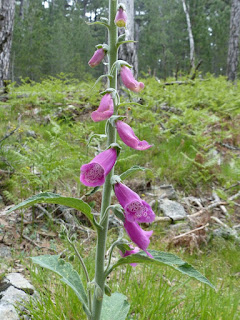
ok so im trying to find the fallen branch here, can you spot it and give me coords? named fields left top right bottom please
left=173, top=223, right=209, bottom=240
left=220, top=142, right=240, bottom=151
left=212, top=192, right=229, bottom=216
left=210, top=216, right=228, bottom=228
left=229, top=191, right=240, bottom=201
left=0, top=114, right=22, bottom=146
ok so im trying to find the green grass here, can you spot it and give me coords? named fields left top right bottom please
left=19, top=238, right=240, bottom=320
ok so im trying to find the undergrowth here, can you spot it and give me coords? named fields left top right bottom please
left=0, top=74, right=239, bottom=202
left=1, top=74, right=240, bottom=319
left=20, top=238, right=240, bottom=320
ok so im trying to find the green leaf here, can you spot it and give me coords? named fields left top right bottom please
left=120, top=165, right=149, bottom=181
left=100, top=292, right=130, bottom=320
left=117, top=40, right=137, bottom=48
left=31, top=255, right=90, bottom=317
left=7, top=192, right=93, bottom=225
left=86, top=21, right=109, bottom=28
left=91, top=74, right=113, bottom=90
left=107, top=250, right=215, bottom=289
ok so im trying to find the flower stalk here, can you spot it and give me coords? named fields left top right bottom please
left=91, top=0, right=118, bottom=319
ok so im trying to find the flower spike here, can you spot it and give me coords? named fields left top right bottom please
left=80, top=148, right=117, bottom=187
left=116, top=120, right=152, bottom=150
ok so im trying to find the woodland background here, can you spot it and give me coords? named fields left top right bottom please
left=10, top=0, right=235, bottom=82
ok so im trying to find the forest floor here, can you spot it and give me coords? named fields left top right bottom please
left=0, top=74, right=240, bottom=319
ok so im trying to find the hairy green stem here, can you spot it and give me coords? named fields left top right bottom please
left=67, top=236, right=92, bottom=317
left=91, top=0, right=118, bottom=319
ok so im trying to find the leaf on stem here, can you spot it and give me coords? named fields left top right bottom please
left=117, top=40, right=137, bottom=48
left=91, top=74, right=113, bottom=91
left=7, top=192, right=94, bottom=225
left=107, top=250, right=215, bottom=289
left=86, top=21, right=110, bottom=28
left=100, top=292, right=130, bottom=320
left=120, top=165, right=149, bottom=181
left=32, top=255, right=91, bottom=317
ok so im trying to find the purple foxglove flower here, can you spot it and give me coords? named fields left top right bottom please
left=124, top=219, right=153, bottom=258
left=116, top=120, right=152, bottom=150
left=114, top=183, right=155, bottom=223
left=119, top=246, right=140, bottom=267
left=120, top=66, right=144, bottom=92
left=114, top=7, right=127, bottom=28
left=91, top=94, right=114, bottom=122
left=88, top=48, right=105, bottom=68
left=80, top=148, right=117, bottom=187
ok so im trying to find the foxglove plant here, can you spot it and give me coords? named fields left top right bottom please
left=9, top=1, right=214, bottom=320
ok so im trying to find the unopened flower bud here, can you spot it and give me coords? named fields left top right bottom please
left=114, top=7, right=127, bottom=28
left=88, top=48, right=106, bottom=68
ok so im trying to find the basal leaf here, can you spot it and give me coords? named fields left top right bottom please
left=107, top=250, right=215, bottom=289
left=100, top=292, right=130, bottom=320
left=31, top=255, right=90, bottom=317
left=7, top=192, right=93, bottom=225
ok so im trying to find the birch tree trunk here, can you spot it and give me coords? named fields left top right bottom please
left=227, top=0, right=240, bottom=82
left=0, top=0, right=15, bottom=88
left=118, top=0, right=138, bottom=77
left=181, top=0, right=195, bottom=70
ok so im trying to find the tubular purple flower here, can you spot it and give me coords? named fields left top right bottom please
left=119, top=246, right=140, bottom=267
left=114, top=7, right=127, bottom=28
left=120, top=66, right=144, bottom=92
left=116, top=120, right=152, bottom=150
left=91, top=94, right=114, bottom=122
left=88, top=48, right=106, bottom=68
left=124, top=219, right=153, bottom=258
left=80, top=148, right=117, bottom=187
left=114, top=183, right=155, bottom=223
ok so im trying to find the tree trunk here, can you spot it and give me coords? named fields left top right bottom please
left=19, top=0, right=24, bottom=20
left=118, top=0, right=138, bottom=78
left=227, top=0, right=240, bottom=82
left=181, top=0, right=195, bottom=70
left=0, top=0, right=16, bottom=88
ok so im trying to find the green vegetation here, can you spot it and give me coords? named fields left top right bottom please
left=1, top=74, right=240, bottom=319
left=12, top=0, right=231, bottom=82
left=20, top=238, right=240, bottom=320
left=1, top=75, right=239, bottom=203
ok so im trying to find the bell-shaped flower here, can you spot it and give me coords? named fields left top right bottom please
left=91, top=94, right=114, bottom=122
left=120, top=66, right=144, bottom=92
left=114, top=183, right=155, bottom=223
left=124, top=219, right=153, bottom=258
left=114, top=7, right=127, bottom=28
left=119, top=246, right=140, bottom=267
left=88, top=48, right=106, bottom=68
left=116, top=120, right=152, bottom=150
left=80, top=148, right=117, bottom=187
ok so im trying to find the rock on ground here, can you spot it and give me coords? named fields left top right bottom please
left=0, top=273, right=36, bottom=320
